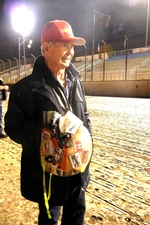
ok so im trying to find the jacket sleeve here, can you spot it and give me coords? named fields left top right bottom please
left=71, top=77, right=92, bottom=137
left=80, top=80, right=92, bottom=136
left=4, top=83, right=38, bottom=146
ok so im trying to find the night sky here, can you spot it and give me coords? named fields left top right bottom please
left=0, top=0, right=149, bottom=60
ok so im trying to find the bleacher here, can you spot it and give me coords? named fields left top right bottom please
left=79, top=50, right=150, bottom=81
left=0, top=48, right=150, bottom=84
left=103, top=52, right=150, bottom=81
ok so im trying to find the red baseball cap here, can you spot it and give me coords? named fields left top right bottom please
left=41, top=20, right=86, bottom=46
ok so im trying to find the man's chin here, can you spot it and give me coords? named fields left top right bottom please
left=62, top=61, right=70, bottom=68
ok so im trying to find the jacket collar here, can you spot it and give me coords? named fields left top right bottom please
left=31, top=55, right=79, bottom=84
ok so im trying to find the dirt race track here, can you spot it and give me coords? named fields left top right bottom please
left=0, top=96, right=150, bottom=225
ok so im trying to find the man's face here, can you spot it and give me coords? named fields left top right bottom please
left=46, top=41, right=74, bottom=69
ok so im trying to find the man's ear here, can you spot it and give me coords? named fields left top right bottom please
left=43, top=42, right=50, bottom=54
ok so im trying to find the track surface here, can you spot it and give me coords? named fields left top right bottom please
left=0, top=96, right=150, bottom=225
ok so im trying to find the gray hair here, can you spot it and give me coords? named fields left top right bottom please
left=41, top=44, right=44, bottom=56
left=41, top=41, right=55, bottom=56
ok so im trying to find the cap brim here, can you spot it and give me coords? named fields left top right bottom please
left=72, top=37, right=86, bottom=46
left=56, top=37, right=86, bottom=46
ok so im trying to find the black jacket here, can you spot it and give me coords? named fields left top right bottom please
left=5, top=56, right=92, bottom=203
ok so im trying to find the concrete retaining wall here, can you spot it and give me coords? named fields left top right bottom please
left=7, top=80, right=150, bottom=98
left=83, top=80, right=150, bottom=98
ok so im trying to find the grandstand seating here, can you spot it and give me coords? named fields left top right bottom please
left=0, top=50, right=150, bottom=83
left=78, top=51, right=150, bottom=81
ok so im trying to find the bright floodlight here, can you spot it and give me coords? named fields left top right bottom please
left=11, top=5, right=35, bottom=36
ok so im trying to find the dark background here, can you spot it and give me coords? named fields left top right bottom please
left=0, top=0, right=149, bottom=61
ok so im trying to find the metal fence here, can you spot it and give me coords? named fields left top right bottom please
left=75, top=46, right=150, bottom=82
left=0, top=57, right=35, bottom=83
left=0, top=47, right=150, bottom=84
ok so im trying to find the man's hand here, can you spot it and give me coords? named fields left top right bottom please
left=0, top=85, right=9, bottom=91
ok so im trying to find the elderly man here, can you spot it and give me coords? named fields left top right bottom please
left=5, top=20, right=93, bottom=225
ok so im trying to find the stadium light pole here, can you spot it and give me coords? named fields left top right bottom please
left=18, top=36, right=27, bottom=80
left=101, top=39, right=106, bottom=81
left=124, top=35, right=128, bottom=81
left=22, top=56, right=27, bottom=75
left=11, top=4, right=35, bottom=80
left=84, top=46, right=87, bottom=81
left=91, top=10, right=110, bottom=81
left=145, top=0, right=150, bottom=46
left=14, top=57, right=19, bottom=78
